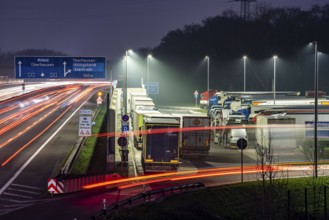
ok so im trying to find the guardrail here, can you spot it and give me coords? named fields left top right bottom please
left=91, top=182, right=205, bottom=219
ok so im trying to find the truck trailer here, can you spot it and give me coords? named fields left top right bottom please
left=131, top=109, right=160, bottom=149
left=173, top=114, right=211, bottom=158
left=142, top=116, right=180, bottom=173
left=256, top=115, right=297, bottom=150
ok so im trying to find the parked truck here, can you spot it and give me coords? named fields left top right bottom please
left=173, top=114, right=211, bottom=158
left=131, top=109, right=160, bottom=149
left=199, top=89, right=218, bottom=108
left=141, top=115, right=180, bottom=173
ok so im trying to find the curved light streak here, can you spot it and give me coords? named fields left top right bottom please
left=1, top=106, right=72, bottom=166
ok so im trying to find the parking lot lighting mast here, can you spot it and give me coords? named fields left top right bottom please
left=147, top=54, right=152, bottom=94
left=124, top=49, right=132, bottom=115
left=243, top=55, right=247, bottom=91
left=273, top=55, right=278, bottom=105
left=313, top=41, right=319, bottom=178
left=205, top=56, right=210, bottom=93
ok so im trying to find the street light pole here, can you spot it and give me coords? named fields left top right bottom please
left=147, top=54, right=152, bottom=94
left=313, top=41, right=319, bottom=178
left=205, top=56, right=209, bottom=93
left=124, top=49, right=132, bottom=115
left=243, top=56, right=247, bottom=91
left=273, top=55, right=278, bottom=105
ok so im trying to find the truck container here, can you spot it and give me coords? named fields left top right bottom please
left=131, top=96, right=154, bottom=111
left=256, top=115, right=297, bottom=150
left=173, top=114, right=211, bottom=158
left=142, top=116, right=180, bottom=173
left=131, top=109, right=160, bottom=149
left=128, top=90, right=147, bottom=113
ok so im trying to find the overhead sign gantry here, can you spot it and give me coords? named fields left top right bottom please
left=15, top=56, right=106, bottom=79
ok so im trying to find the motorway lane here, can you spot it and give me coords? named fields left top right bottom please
left=0, top=85, right=82, bottom=169
left=0, top=83, right=108, bottom=217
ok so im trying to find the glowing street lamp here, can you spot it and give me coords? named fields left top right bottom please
left=273, top=55, right=278, bottom=105
left=243, top=56, right=247, bottom=91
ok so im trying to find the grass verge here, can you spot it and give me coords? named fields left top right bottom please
left=70, top=104, right=107, bottom=174
left=110, top=176, right=329, bottom=220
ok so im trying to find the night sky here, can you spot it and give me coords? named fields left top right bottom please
left=0, top=0, right=328, bottom=59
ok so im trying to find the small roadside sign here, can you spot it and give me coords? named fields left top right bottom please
left=237, top=138, right=248, bottom=149
left=122, top=125, right=129, bottom=132
left=79, top=109, right=92, bottom=115
left=97, top=96, right=103, bottom=104
left=122, top=114, right=129, bottom=122
left=79, top=116, right=91, bottom=137
left=194, top=90, right=198, bottom=107
left=194, top=90, right=198, bottom=98
left=117, top=136, right=128, bottom=147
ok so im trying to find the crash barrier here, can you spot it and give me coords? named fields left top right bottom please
left=48, top=173, right=121, bottom=194
left=91, top=182, right=205, bottom=219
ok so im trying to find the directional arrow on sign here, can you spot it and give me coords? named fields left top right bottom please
left=18, top=61, right=22, bottom=77
left=63, top=61, right=71, bottom=77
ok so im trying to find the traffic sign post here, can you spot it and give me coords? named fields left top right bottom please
left=97, top=96, right=103, bottom=105
left=121, top=114, right=129, bottom=132
left=194, top=90, right=198, bottom=107
left=237, top=138, right=248, bottom=149
left=15, top=56, right=106, bottom=79
left=79, top=109, right=92, bottom=137
left=119, top=114, right=130, bottom=172
left=237, top=138, right=248, bottom=183
left=117, top=136, right=128, bottom=147
left=79, top=116, right=92, bottom=136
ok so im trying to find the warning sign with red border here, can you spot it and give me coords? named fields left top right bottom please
left=79, top=116, right=91, bottom=136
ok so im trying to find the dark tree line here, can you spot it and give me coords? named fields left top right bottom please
left=138, top=3, right=329, bottom=105
left=153, top=4, right=329, bottom=61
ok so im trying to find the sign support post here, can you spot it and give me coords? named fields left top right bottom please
left=194, top=90, right=199, bottom=107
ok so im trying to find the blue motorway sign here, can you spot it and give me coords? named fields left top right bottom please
left=122, top=125, right=129, bottom=132
left=15, top=56, right=106, bottom=79
left=145, top=82, right=159, bottom=95
left=305, top=121, right=329, bottom=138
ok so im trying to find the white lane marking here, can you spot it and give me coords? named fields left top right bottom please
left=0, top=99, right=88, bottom=196
left=3, top=192, right=33, bottom=199
left=7, top=188, right=40, bottom=195
left=11, top=183, right=42, bottom=190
